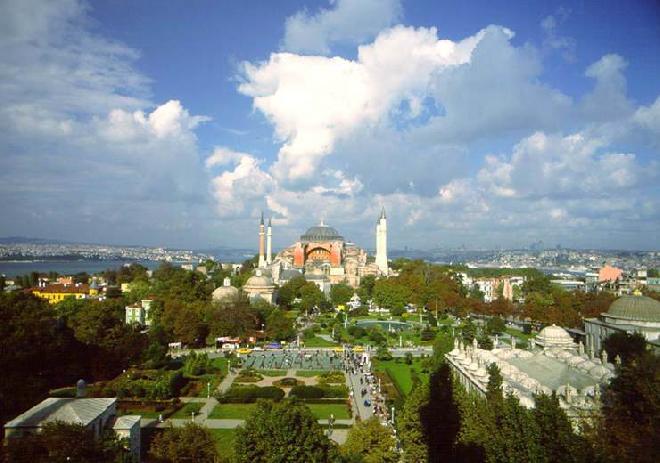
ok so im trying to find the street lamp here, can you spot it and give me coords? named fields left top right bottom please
left=207, top=381, right=210, bottom=399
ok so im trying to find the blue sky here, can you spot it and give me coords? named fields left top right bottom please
left=0, top=0, right=658, bottom=251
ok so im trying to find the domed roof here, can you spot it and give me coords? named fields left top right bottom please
left=606, top=295, right=660, bottom=322
left=535, top=324, right=575, bottom=349
left=244, top=270, right=274, bottom=289
left=212, top=277, right=239, bottom=302
left=300, top=222, right=344, bottom=242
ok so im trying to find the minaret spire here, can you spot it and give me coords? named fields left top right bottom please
left=266, top=217, right=273, bottom=265
left=258, top=211, right=266, bottom=268
left=375, top=207, right=388, bottom=275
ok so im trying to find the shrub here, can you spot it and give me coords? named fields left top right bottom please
left=289, top=385, right=324, bottom=399
left=290, top=384, right=349, bottom=399
left=404, top=352, right=413, bottom=365
left=276, top=377, right=299, bottom=387
left=218, top=385, right=285, bottom=403
left=420, top=328, right=436, bottom=341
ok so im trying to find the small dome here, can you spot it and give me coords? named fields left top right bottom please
left=535, top=324, right=575, bottom=349
left=300, top=223, right=344, bottom=242
left=245, top=270, right=274, bottom=288
left=606, top=295, right=660, bottom=322
left=212, top=278, right=239, bottom=302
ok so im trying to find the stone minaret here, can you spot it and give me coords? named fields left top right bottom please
left=375, top=207, right=388, bottom=275
left=266, top=217, right=273, bottom=265
left=258, top=212, right=266, bottom=268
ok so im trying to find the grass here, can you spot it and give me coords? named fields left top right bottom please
left=295, top=370, right=326, bottom=377
left=306, top=403, right=351, bottom=420
left=504, top=327, right=532, bottom=342
left=373, top=359, right=426, bottom=396
left=256, top=369, right=287, bottom=377
left=208, top=403, right=257, bottom=420
left=170, top=401, right=203, bottom=419
left=208, top=428, right=236, bottom=461
left=303, top=336, right=339, bottom=347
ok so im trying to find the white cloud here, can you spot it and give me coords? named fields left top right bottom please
left=240, top=25, right=487, bottom=184
left=282, top=0, right=402, bottom=55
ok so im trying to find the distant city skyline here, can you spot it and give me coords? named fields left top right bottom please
left=1, top=0, right=658, bottom=250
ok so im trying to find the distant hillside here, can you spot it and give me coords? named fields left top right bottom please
left=0, top=236, right=68, bottom=245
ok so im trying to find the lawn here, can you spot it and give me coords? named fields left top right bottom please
left=170, top=401, right=203, bottom=419
left=256, top=369, right=287, bottom=377
left=208, top=428, right=236, bottom=461
left=208, top=403, right=257, bottom=420
left=295, top=370, right=326, bottom=377
left=373, top=359, right=426, bottom=396
left=306, top=403, right=351, bottom=420
left=303, top=336, right=339, bottom=347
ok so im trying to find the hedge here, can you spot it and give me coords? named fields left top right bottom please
left=289, top=385, right=348, bottom=399
left=217, top=385, right=285, bottom=403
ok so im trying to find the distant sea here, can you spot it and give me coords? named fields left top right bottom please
left=0, top=259, right=163, bottom=277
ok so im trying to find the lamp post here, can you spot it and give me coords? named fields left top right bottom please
left=207, top=381, right=210, bottom=399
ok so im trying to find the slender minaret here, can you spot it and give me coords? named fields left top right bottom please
left=376, top=207, right=388, bottom=275
left=266, top=217, right=273, bottom=265
left=258, top=212, right=266, bottom=268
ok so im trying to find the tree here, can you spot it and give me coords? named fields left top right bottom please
left=533, top=393, right=590, bottom=463
left=234, top=400, right=337, bottom=463
left=149, top=423, right=218, bottom=463
left=596, top=352, right=660, bottom=463
left=485, top=316, right=506, bottom=335
left=343, top=417, right=397, bottom=463
left=602, top=331, right=647, bottom=363
left=266, top=309, right=295, bottom=341
left=357, top=275, right=376, bottom=301
left=330, top=283, right=354, bottom=307
left=278, top=276, right=307, bottom=308
left=208, top=301, right=258, bottom=338
left=299, top=282, right=326, bottom=314
left=5, top=421, right=124, bottom=463
left=373, top=279, right=410, bottom=310
left=398, top=383, right=430, bottom=463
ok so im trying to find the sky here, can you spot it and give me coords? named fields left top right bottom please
left=0, top=0, right=659, bottom=251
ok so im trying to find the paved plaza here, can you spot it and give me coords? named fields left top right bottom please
left=241, top=350, right=344, bottom=370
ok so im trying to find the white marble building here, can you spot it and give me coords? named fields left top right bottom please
left=446, top=325, right=616, bottom=422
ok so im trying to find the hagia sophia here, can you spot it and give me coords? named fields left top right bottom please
left=214, top=209, right=389, bottom=304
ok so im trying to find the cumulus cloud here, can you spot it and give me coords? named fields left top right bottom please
left=282, top=0, right=402, bottom=54
left=240, top=25, right=487, bottom=184
left=0, top=0, right=213, bottom=247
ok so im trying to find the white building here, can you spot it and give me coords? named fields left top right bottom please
left=446, top=325, right=615, bottom=423
left=125, top=299, right=153, bottom=326
left=243, top=269, right=276, bottom=304
left=4, top=397, right=140, bottom=460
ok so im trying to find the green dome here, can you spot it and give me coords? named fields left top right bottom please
left=606, top=295, right=660, bottom=322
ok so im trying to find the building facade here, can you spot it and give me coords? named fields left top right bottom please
left=584, top=294, right=660, bottom=353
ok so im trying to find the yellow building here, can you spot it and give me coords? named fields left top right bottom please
left=32, top=284, right=90, bottom=304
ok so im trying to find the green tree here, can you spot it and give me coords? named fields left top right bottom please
left=399, top=383, right=429, bottom=462
left=266, top=309, right=295, bottom=341
left=533, top=393, right=590, bottom=463
left=602, top=331, right=647, bottom=364
left=485, top=316, right=506, bottom=335
left=357, top=275, right=376, bottom=300
left=330, top=283, right=354, bottom=307
left=343, top=417, right=397, bottom=463
left=208, top=301, right=258, bottom=338
left=234, top=400, right=337, bottom=463
left=299, top=282, right=326, bottom=314
left=278, top=276, right=307, bottom=308
left=373, top=279, right=410, bottom=310
left=149, top=423, right=218, bottom=463
left=5, top=421, right=124, bottom=463
left=596, top=352, right=659, bottom=463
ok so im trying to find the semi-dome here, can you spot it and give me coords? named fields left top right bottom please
left=212, top=277, right=239, bottom=302
left=534, top=324, right=575, bottom=349
left=606, top=295, right=660, bottom=322
left=300, top=222, right=344, bottom=242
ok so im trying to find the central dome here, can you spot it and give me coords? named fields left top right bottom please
left=300, top=223, right=344, bottom=242
left=606, top=295, right=660, bottom=322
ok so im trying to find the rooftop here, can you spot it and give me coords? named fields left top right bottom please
left=300, top=222, right=344, bottom=243
left=606, top=295, right=660, bottom=322
left=4, top=398, right=115, bottom=429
